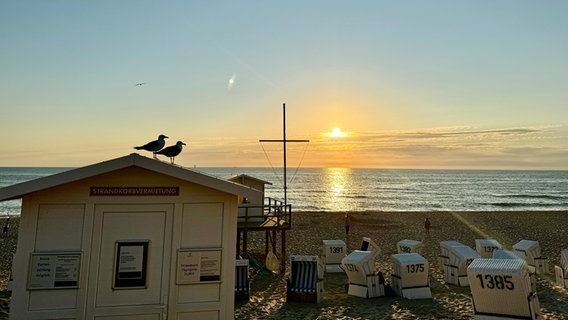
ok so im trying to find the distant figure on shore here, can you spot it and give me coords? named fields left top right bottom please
left=424, top=218, right=431, bottom=235
left=2, top=217, right=9, bottom=237
left=134, top=134, right=168, bottom=158
left=155, top=141, right=186, bottom=164
left=345, top=213, right=351, bottom=235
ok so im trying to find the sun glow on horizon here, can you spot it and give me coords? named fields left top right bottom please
left=329, top=127, right=347, bottom=138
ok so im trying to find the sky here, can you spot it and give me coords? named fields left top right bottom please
left=1, top=1, right=567, bottom=169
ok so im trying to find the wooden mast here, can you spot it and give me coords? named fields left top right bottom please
left=259, top=103, right=309, bottom=273
left=260, top=103, right=309, bottom=204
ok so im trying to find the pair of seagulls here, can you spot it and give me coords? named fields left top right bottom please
left=134, top=134, right=186, bottom=164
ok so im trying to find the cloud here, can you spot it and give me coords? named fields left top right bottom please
left=305, top=125, right=568, bottom=169
left=5, top=124, right=561, bottom=169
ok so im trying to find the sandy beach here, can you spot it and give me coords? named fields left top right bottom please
left=0, top=212, right=567, bottom=319
left=235, top=211, right=568, bottom=319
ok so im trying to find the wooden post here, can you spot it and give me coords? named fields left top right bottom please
left=281, top=230, right=286, bottom=273
left=237, top=230, right=241, bottom=257
left=243, top=229, right=248, bottom=255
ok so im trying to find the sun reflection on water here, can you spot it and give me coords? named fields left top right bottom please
left=323, top=168, right=354, bottom=211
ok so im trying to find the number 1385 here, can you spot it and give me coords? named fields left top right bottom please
left=475, top=274, right=515, bottom=290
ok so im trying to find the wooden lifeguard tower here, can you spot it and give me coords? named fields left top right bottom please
left=235, top=192, right=291, bottom=274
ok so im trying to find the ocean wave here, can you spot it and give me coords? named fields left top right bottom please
left=494, top=194, right=567, bottom=201
left=488, top=202, right=562, bottom=208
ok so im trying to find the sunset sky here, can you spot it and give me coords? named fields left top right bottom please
left=1, top=1, right=567, bottom=169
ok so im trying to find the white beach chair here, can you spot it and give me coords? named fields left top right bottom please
left=444, top=245, right=480, bottom=286
left=492, top=249, right=526, bottom=260
left=493, top=249, right=537, bottom=294
left=513, top=240, right=549, bottom=275
left=360, top=237, right=381, bottom=260
left=341, top=250, right=385, bottom=298
left=475, top=239, right=503, bottom=258
left=397, top=239, right=423, bottom=254
left=322, top=240, right=346, bottom=273
left=468, top=258, right=541, bottom=320
left=390, top=253, right=431, bottom=299
left=554, top=249, right=568, bottom=288
left=439, top=240, right=465, bottom=269
left=235, top=259, right=250, bottom=302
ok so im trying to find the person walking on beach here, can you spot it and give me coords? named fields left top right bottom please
left=424, top=217, right=431, bottom=235
left=345, top=213, right=351, bottom=235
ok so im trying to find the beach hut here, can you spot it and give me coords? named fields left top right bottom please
left=397, top=239, right=423, bottom=254
left=475, top=239, right=503, bottom=258
left=322, top=240, right=346, bottom=272
left=468, top=258, right=541, bottom=320
left=390, top=253, right=432, bottom=299
left=513, top=240, right=549, bottom=275
left=286, top=255, right=324, bottom=303
left=554, top=249, right=568, bottom=289
left=443, top=245, right=480, bottom=286
left=235, top=259, right=250, bottom=302
left=0, top=153, right=261, bottom=320
left=225, top=174, right=272, bottom=224
left=341, top=250, right=385, bottom=298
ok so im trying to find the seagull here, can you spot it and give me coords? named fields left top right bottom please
left=134, top=134, right=168, bottom=158
left=135, top=82, right=146, bottom=86
left=154, top=141, right=186, bottom=164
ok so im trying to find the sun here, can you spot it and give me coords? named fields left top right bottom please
left=330, top=127, right=346, bottom=138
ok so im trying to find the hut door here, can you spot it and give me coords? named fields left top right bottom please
left=86, top=204, right=173, bottom=319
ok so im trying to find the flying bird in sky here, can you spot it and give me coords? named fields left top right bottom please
left=155, top=141, right=186, bottom=164
left=135, top=82, right=146, bottom=86
left=134, top=134, right=168, bottom=158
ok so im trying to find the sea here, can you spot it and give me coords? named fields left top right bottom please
left=1, top=167, right=567, bottom=216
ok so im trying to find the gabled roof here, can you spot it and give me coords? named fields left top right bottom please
left=0, top=153, right=261, bottom=201
left=224, top=174, right=273, bottom=186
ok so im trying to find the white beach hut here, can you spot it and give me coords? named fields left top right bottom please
left=0, top=153, right=261, bottom=320
left=390, top=253, right=432, bottom=299
left=341, top=250, right=385, bottom=298
left=322, top=240, right=347, bottom=272
left=513, top=240, right=549, bottom=275
left=468, top=258, right=541, bottom=320
left=444, top=245, right=480, bottom=286
left=397, top=239, right=423, bottom=254
left=286, top=255, right=324, bottom=303
left=475, top=239, right=503, bottom=258
left=554, top=249, right=568, bottom=288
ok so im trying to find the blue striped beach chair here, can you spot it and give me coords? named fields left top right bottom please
left=235, top=259, right=250, bottom=302
left=286, top=255, right=324, bottom=303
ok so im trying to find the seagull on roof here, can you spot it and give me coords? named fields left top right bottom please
left=155, top=141, right=186, bottom=164
left=134, top=134, right=168, bottom=158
